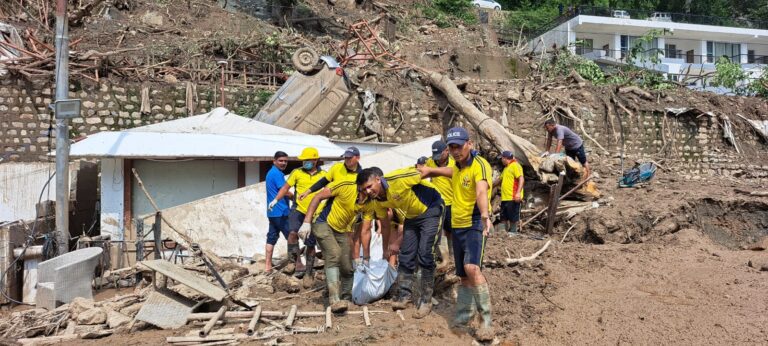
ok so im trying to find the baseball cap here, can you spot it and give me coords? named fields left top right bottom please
left=501, top=150, right=514, bottom=159
left=445, top=127, right=469, bottom=146
left=342, top=146, right=360, bottom=158
left=431, top=141, right=447, bottom=160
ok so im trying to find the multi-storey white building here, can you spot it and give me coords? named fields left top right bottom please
left=528, top=7, right=768, bottom=91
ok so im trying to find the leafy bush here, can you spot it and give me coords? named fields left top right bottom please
left=711, top=56, right=749, bottom=94
left=747, top=68, right=768, bottom=98
left=419, top=0, right=477, bottom=28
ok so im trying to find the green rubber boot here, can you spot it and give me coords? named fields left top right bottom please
left=302, top=254, right=315, bottom=289
left=452, top=285, right=476, bottom=327
left=325, top=267, right=347, bottom=313
left=473, top=283, right=495, bottom=342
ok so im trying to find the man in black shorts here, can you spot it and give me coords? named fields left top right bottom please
left=543, top=119, right=590, bottom=180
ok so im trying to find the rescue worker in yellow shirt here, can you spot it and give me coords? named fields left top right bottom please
left=299, top=178, right=359, bottom=313
left=494, top=150, right=524, bottom=236
left=269, top=147, right=326, bottom=287
left=357, top=166, right=444, bottom=319
left=298, top=146, right=361, bottom=200
left=417, top=127, right=495, bottom=342
left=357, top=183, right=406, bottom=268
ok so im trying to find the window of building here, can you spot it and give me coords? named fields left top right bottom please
left=748, top=50, right=755, bottom=63
left=664, top=44, right=677, bottom=59
left=575, top=38, right=593, bottom=55
left=706, top=41, right=741, bottom=63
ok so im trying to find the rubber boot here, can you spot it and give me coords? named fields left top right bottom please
left=413, top=268, right=435, bottom=319
left=473, top=283, right=495, bottom=342
left=302, top=254, right=315, bottom=289
left=391, top=271, right=413, bottom=311
left=340, top=275, right=353, bottom=302
left=283, top=243, right=299, bottom=275
left=325, top=267, right=347, bottom=313
left=508, top=223, right=518, bottom=237
left=451, top=285, right=476, bottom=328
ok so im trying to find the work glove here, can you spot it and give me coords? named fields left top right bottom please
left=267, top=199, right=278, bottom=211
left=298, top=222, right=311, bottom=241
left=354, top=258, right=363, bottom=270
left=539, top=151, right=550, bottom=158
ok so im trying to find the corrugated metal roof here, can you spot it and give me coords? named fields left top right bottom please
left=126, top=107, right=302, bottom=135
left=69, top=132, right=345, bottom=159
left=68, top=108, right=346, bottom=159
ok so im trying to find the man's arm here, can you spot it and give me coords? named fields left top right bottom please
left=360, top=219, right=372, bottom=261
left=554, top=139, right=564, bottom=153
left=514, top=174, right=524, bottom=202
left=476, top=180, right=492, bottom=236
left=303, top=188, right=332, bottom=223
left=273, top=183, right=291, bottom=203
left=301, top=177, right=330, bottom=200
left=545, top=132, right=553, bottom=152
left=417, top=165, right=453, bottom=179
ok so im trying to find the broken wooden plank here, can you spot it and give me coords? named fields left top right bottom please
left=187, top=310, right=387, bottom=320
left=140, top=260, right=227, bottom=301
left=325, top=306, right=332, bottom=330
left=363, top=306, right=371, bottom=327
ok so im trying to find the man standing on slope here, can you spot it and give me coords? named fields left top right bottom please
left=418, top=127, right=495, bottom=342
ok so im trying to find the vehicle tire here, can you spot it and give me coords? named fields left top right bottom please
left=494, top=6, right=501, bottom=10
left=292, top=47, right=320, bottom=74
left=475, top=3, right=481, bottom=7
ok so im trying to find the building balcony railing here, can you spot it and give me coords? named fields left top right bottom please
left=576, top=6, right=768, bottom=30
left=576, top=48, right=768, bottom=66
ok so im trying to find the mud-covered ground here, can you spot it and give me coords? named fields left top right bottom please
left=43, top=169, right=768, bottom=346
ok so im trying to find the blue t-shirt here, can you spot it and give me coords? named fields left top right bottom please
left=266, top=165, right=290, bottom=217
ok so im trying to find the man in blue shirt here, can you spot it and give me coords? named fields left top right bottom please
left=265, top=151, right=291, bottom=272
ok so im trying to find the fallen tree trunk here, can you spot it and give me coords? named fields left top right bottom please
left=427, top=71, right=543, bottom=172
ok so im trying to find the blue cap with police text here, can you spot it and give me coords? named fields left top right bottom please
left=501, top=150, right=514, bottom=159
left=445, top=127, right=469, bottom=146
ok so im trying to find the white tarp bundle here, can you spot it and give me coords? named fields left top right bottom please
left=0, top=22, right=24, bottom=78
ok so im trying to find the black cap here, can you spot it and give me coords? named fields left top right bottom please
left=501, top=150, right=514, bottom=159
left=417, top=156, right=428, bottom=165
left=342, top=146, right=360, bottom=158
left=446, top=127, right=470, bottom=146
left=431, top=141, right=447, bottom=160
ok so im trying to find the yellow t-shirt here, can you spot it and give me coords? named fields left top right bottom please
left=359, top=199, right=406, bottom=225
left=315, top=180, right=358, bottom=233
left=426, top=157, right=455, bottom=206
left=378, top=167, right=443, bottom=220
left=286, top=168, right=327, bottom=214
left=500, top=160, right=524, bottom=201
left=326, top=162, right=361, bottom=184
left=451, top=152, right=493, bottom=229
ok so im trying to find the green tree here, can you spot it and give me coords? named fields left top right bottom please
left=711, top=56, right=749, bottom=93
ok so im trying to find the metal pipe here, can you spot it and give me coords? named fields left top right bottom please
left=54, top=0, right=71, bottom=255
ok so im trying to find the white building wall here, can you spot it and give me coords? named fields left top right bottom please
left=244, top=162, right=261, bottom=185
left=131, top=159, right=238, bottom=219
left=0, top=163, right=56, bottom=222
left=530, top=21, right=572, bottom=53
left=100, top=158, right=124, bottom=240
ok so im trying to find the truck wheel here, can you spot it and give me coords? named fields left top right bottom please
left=292, top=47, right=320, bottom=73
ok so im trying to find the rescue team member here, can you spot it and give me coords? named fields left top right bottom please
left=264, top=151, right=292, bottom=273
left=357, top=166, right=444, bottom=319
left=543, top=119, right=590, bottom=180
left=495, top=150, right=524, bottom=236
left=357, top=179, right=407, bottom=267
left=299, top=179, right=359, bottom=313
left=418, top=127, right=494, bottom=342
left=424, top=140, right=456, bottom=262
left=269, top=147, right=326, bottom=287
left=299, top=146, right=361, bottom=200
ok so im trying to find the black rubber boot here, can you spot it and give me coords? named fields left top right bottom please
left=283, top=243, right=299, bottom=274
left=391, top=271, right=413, bottom=311
left=413, top=268, right=435, bottom=319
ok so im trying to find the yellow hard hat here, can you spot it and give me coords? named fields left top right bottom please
left=298, top=147, right=319, bottom=160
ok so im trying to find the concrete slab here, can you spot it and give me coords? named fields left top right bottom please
left=135, top=291, right=196, bottom=329
left=140, top=260, right=227, bottom=301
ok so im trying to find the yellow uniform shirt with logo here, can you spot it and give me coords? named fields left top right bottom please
left=326, top=162, right=360, bottom=184
left=377, top=167, right=443, bottom=220
left=426, top=157, right=456, bottom=206
left=500, top=160, right=524, bottom=201
left=314, top=180, right=358, bottom=233
left=286, top=168, right=327, bottom=214
left=451, top=152, right=493, bottom=229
